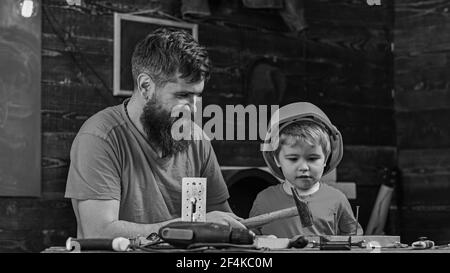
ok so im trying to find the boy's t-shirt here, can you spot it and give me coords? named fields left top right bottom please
left=249, top=183, right=363, bottom=238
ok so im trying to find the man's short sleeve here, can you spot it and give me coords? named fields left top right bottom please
left=200, top=140, right=230, bottom=205
left=65, top=133, right=121, bottom=200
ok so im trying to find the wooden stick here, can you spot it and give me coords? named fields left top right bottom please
left=241, top=206, right=299, bottom=228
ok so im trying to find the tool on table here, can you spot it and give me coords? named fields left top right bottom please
left=412, top=237, right=435, bottom=249
left=319, top=236, right=351, bottom=250
left=158, top=221, right=255, bottom=248
left=181, top=177, right=206, bottom=222
left=254, top=234, right=309, bottom=249
left=288, top=235, right=309, bottom=248
left=65, top=237, right=131, bottom=252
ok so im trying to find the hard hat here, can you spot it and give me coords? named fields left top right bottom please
left=261, top=102, right=343, bottom=180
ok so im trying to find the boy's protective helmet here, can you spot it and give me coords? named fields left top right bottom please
left=262, top=102, right=343, bottom=180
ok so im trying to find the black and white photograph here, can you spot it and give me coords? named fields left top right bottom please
left=0, top=0, right=449, bottom=268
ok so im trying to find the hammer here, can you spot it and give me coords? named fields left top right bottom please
left=241, top=187, right=312, bottom=229
left=241, top=206, right=299, bottom=229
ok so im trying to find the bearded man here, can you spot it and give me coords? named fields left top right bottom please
left=65, top=28, right=245, bottom=239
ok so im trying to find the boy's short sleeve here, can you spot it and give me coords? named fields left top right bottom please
left=200, top=140, right=230, bottom=205
left=249, top=194, right=263, bottom=218
left=65, top=133, right=121, bottom=201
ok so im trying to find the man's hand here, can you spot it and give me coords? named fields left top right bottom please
left=206, top=211, right=246, bottom=229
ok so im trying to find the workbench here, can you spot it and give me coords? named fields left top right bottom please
left=42, top=246, right=450, bottom=253
left=42, top=235, right=450, bottom=253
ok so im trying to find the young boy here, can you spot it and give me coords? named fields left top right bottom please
left=249, top=102, right=363, bottom=238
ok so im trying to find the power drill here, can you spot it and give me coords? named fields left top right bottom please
left=159, top=221, right=255, bottom=248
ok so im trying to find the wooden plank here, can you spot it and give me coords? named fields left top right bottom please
left=208, top=0, right=288, bottom=32
left=338, top=145, right=397, bottom=186
left=41, top=85, right=119, bottom=132
left=395, top=0, right=450, bottom=31
left=305, top=0, right=393, bottom=28
left=396, top=110, right=450, bottom=148
left=398, top=149, right=450, bottom=205
left=399, top=149, right=450, bottom=171
left=41, top=132, right=74, bottom=197
left=42, top=5, right=114, bottom=39
left=43, top=33, right=112, bottom=56
left=394, top=88, right=450, bottom=112
left=42, top=51, right=113, bottom=88
left=42, top=110, right=86, bottom=133
left=306, top=26, right=391, bottom=64
left=0, top=228, right=75, bottom=253
left=394, top=23, right=450, bottom=53
left=391, top=205, right=450, bottom=244
left=316, top=105, right=396, bottom=146
left=42, top=83, right=120, bottom=117
left=394, top=60, right=450, bottom=107
left=0, top=199, right=75, bottom=231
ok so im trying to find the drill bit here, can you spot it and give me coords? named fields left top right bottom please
left=354, top=205, right=360, bottom=235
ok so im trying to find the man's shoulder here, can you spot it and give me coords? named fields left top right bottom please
left=78, top=103, right=126, bottom=139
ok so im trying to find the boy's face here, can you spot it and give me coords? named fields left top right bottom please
left=276, top=140, right=326, bottom=190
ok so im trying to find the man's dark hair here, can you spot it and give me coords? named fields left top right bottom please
left=131, top=28, right=210, bottom=89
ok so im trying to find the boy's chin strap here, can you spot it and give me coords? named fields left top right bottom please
left=283, top=180, right=320, bottom=196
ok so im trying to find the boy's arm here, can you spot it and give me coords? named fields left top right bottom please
left=337, top=197, right=364, bottom=235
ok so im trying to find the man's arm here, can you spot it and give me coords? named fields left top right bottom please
left=76, top=199, right=180, bottom=239
left=76, top=199, right=247, bottom=239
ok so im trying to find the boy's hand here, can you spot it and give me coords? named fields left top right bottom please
left=206, top=211, right=247, bottom=229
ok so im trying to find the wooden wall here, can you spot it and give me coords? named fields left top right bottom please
left=394, top=0, right=450, bottom=244
left=0, top=0, right=396, bottom=252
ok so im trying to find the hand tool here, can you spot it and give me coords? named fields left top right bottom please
left=291, top=187, right=313, bottom=227
left=319, top=236, right=351, bottom=250
left=253, top=234, right=309, bottom=249
left=65, top=237, right=131, bottom=252
left=240, top=206, right=299, bottom=228
left=412, top=237, right=435, bottom=249
left=158, top=221, right=255, bottom=248
left=240, top=187, right=314, bottom=229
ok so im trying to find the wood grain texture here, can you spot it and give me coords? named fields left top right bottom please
left=1, top=0, right=395, bottom=252
left=398, top=149, right=450, bottom=206
left=396, top=109, right=450, bottom=149
left=393, top=0, right=450, bottom=244
left=390, top=205, right=450, bottom=244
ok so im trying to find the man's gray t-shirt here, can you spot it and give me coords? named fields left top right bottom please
left=65, top=100, right=229, bottom=224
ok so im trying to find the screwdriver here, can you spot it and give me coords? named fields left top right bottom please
left=412, top=237, right=434, bottom=249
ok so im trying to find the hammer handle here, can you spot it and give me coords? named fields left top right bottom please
left=241, top=206, right=298, bottom=229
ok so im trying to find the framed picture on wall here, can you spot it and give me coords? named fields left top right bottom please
left=113, top=13, right=198, bottom=96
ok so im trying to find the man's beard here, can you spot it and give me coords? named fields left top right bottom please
left=140, top=97, right=190, bottom=158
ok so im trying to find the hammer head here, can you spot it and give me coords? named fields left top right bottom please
left=291, top=187, right=313, bottom=228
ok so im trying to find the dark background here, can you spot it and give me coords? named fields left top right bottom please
left=0, top=0, right=449, bottom=252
